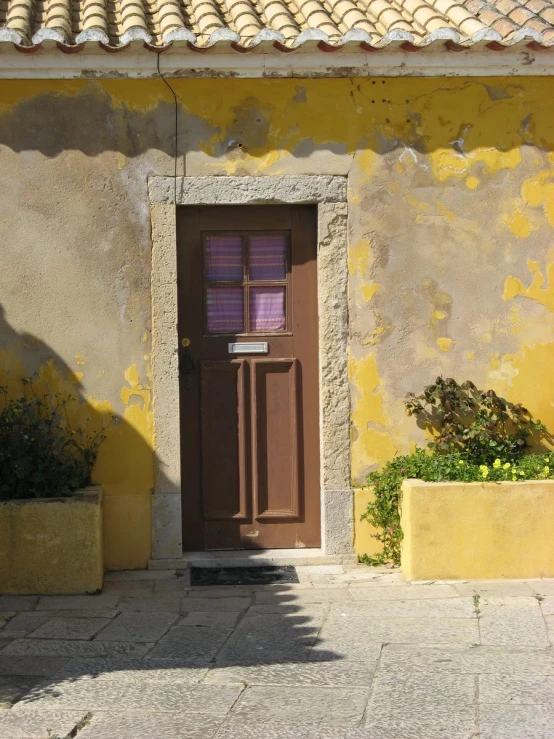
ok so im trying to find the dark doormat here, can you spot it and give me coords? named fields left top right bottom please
left=191, top=565, right=299, bottom=586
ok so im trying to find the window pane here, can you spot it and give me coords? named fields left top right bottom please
left=249, top=287, right=286, bottom=333
left=205, top=235, right=243, bottom=282
left=249, top=234, right=287, bottom=281
left=206, top=287, right=244, bottom=334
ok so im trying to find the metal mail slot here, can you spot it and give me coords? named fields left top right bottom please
left=228, top=342, right=268, bottom=355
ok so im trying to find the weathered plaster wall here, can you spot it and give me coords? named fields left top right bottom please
left=0, top=78, right=553, bottom=566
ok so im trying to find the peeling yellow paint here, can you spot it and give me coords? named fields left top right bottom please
left=521, top=157, right=554, bottom=228
left=505, top=208, right=532, bottom=238
left=349, top=241, right=371, bottom=277
left=436, top=337, right=454, bottom=352
left=465, top=176, right=479, bottom=190
left=361, top=284, right=381, bottom=302
left=503, top=258, right=554, bottom=312
left=350, top=354, right=397, bottom=479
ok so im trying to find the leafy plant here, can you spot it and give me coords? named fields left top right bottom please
left=0, top=379, right=108, bottom=500
left=362, top=377, right=552, bottom=566
left=405, top=377, right=546, bottom=464
left=361, top=448, right=554, bottom=566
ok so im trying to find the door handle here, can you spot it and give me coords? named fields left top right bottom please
left=179, top=346, right=196, bottom=389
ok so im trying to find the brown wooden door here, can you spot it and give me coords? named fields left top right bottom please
left=177, top=205, right=320, bottom=550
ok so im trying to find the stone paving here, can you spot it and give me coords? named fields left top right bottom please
left=1, top=566, right=554, bottom=738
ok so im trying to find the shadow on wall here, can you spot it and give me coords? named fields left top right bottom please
left=0, top=78, right=552, bottom=162
left=0, top=304, right=166, bottom=571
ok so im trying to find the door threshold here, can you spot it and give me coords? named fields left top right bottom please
left=149, top=548, right=357, bottom=570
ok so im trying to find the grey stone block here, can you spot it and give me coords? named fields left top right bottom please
left=0, top=710, right=85, bottom=739
left=0, top=656, right=68, bottom=677
left=369, top=671, right=476, bottom=707
left=0, top=676, right=41, bottom=708
left=527, top=580, right=554, bottom=597
left=454, top=581, right=536, bottom=597
left=117, top=594, right=183, bottom=612
left=309, top=639, right=382, bottom=662
left=245, top=604, right=327, bottom=618
left=51, top=657, right=209, bottom=684
left=216, top=613, right=324, bottom=664
left=295, top=566, right=345, bottom=576
left=255, top=588, right=352, bottom=605
left=104, top=570, right=178, bottom=581
left=364, top=673, right=477, bottom=737
left=179, top=612, right=240, bottom=628
left=479, top=598, right=550, bottom=647
left=214, top=727, right=376, bottom=739
left=2, top=613, right=58, bottom=634
left=148, top=626, right=232, bottom=662
left=113, top=684, right=243, bottom=714
left=0, top=596, right=38, bottom=612
left=380, top=645, right=554, bottom=675
left=77, top=712, right=222, bottom=739
left=182, top=597, right=251, bottom=613
left=479, top=674, right=554, bottom=704
left=97, top=612, right=178, bottom=642
left=350, top=584, right=459, bottom=601
left=325, top=597, right=476, bottom=621
left=27, top=617, right=111, bottom=641
left=540, top=596, right=554, bottom=616
left=37, top=594, right=119, bottom=611
left=186, top=587, right=257, bottom=598
left=205, top=659, right=376, bottom=687
left=228, top=686, right=369, bottom=726
left=19, top=676, right=128, bottom=710
left=363, top=706, right=477, bottom=739
left=103, top=581, right=156, bottom=596
left=317, top=616, right=479, bottom=648
left=2, top=639, right=153, bottom=657
left=480, top=703, right=554, bottom=739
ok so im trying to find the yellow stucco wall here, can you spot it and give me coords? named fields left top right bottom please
left=0, top=78, right=553, bottom=566
left=353, top=488, right=383, bottom=559
left=0, top=487, right=103, bottom=594
left=401, top=479, right=554, bottom=580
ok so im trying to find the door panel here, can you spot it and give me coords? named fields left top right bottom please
left=200, top=361, right=248, bottom=521
left=177, top=205, right=320, bottom=550
left=252, top=359, right=299, bottom=520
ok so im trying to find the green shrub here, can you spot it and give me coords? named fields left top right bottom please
left=0, top=380, right=108, bottom=500
left=362, top=377, right=552, bottom=567
left=405, top=376, right=546, bottom=463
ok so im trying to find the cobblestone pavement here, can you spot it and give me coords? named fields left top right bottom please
left=1, top=566, right=554, bottom=738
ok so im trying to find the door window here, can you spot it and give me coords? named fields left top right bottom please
left=203, top=232, right=289, bottom=336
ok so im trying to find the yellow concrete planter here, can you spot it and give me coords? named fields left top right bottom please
left=401, top=479, right=554, bottom=581
left=0, top=486, right=103, bottom=595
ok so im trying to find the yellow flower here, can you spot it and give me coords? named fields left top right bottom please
left=544, top=466, right=550, bottom=475
left=458, top=460, right=465, bottom=465
left=519, top=470, right=525, bottom=476
left=512, top=476, right=517, bottom=481
left=493, top=459, right=501, bottom=469
left=480, top=464, right=489, bottom=479
left=503, top=462, right=511, bottom=470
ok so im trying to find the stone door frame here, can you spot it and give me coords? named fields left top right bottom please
left=148, top=175, right=352, bottom=562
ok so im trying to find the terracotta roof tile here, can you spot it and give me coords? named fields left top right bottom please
left=1, top=0, right=554, bottom=50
